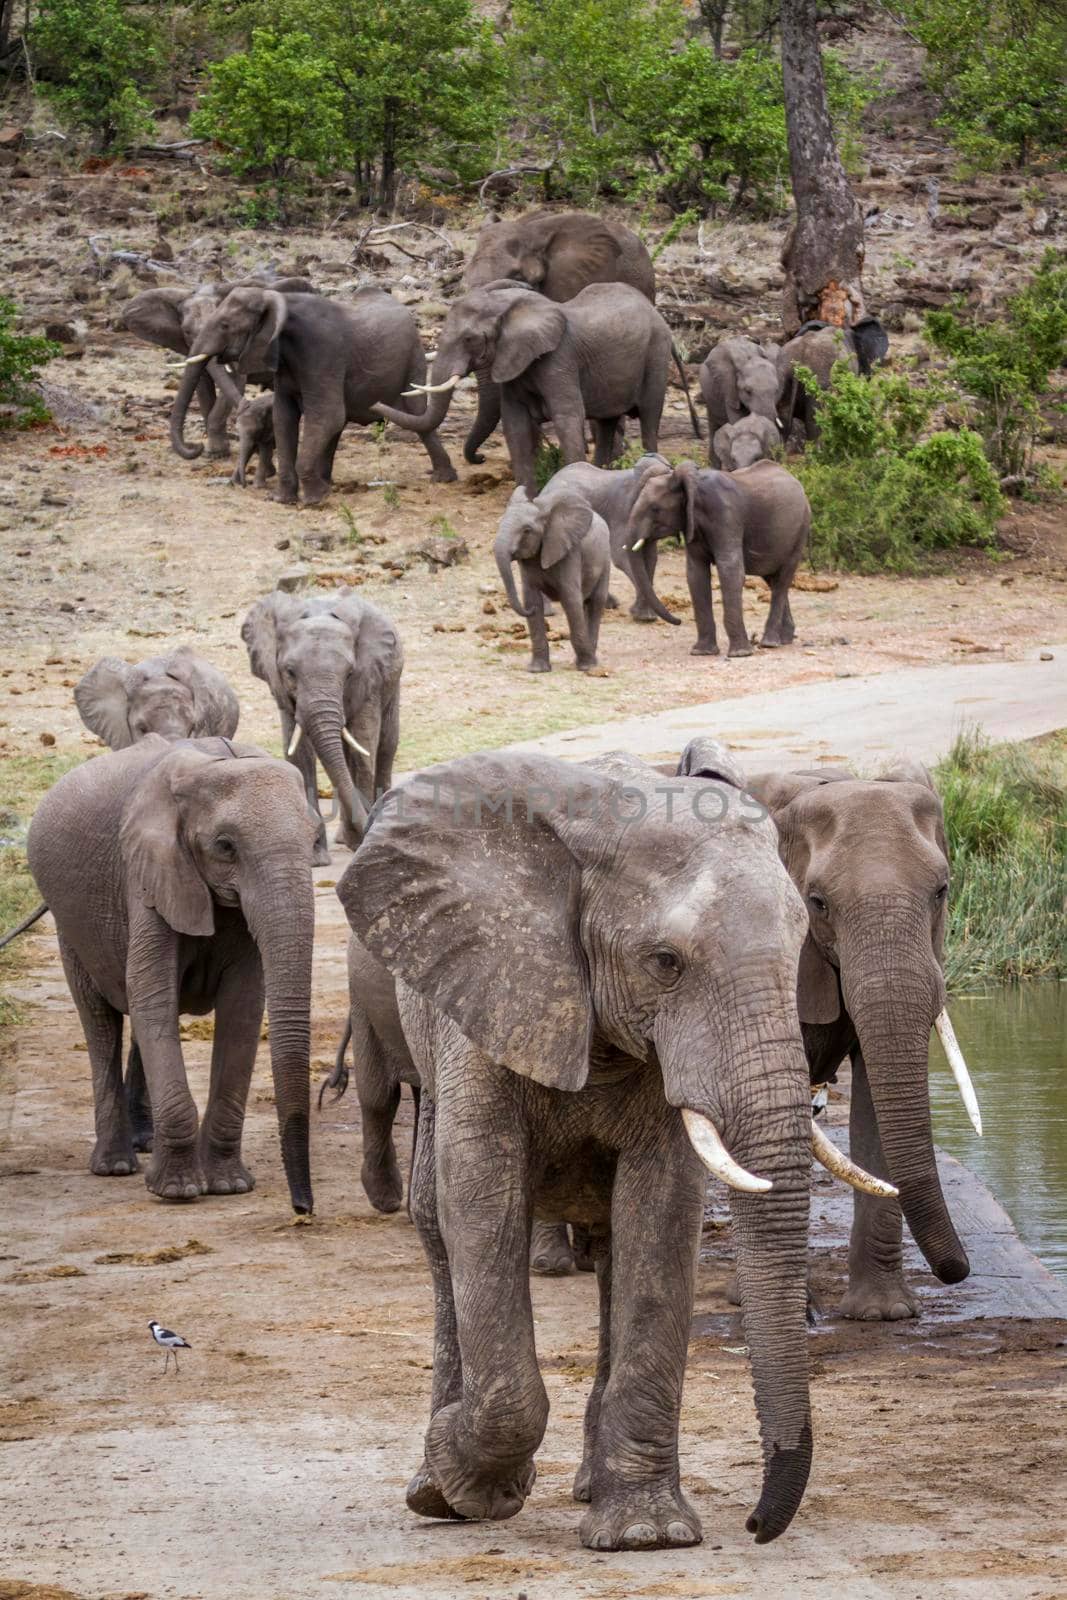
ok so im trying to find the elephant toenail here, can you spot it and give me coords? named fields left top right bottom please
left=666, top=1520, right=696, bottom=1543
left=623, top=1522, right=659, bottom=1546
left=589, top=1530, right=615, bottom=1550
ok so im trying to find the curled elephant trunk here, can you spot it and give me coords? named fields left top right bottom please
left=252, top=880, right=315, bottom=1214
left=464, top=367, right=501, bottom=464
left=494, top=536, right=534, bottom=618
left=300, top=699, right=370, bottom=850
left=841, top=913, right=970, bottom=1285
left=170, top=351, right=209, bottom=460
left=624, top=537, right=681, bottom=627
left=372, top=365, right=462, bottom=437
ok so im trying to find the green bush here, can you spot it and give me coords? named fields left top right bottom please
left=32, top=0, right=161, bottom=152
left=925, top=250, right=1067, bottom=480
left=0, top=300, right=60, bottom=429
left=793, top=363, right=1003, bottom=570
left=936, top=730, right=1067, bottom=987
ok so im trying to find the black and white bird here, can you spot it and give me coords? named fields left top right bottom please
left=149, top=1320, right=191, bottom=1376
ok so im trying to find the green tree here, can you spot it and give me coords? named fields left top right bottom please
left=31, top=0, right=161, bottom=152
left=191, top=28, right=344, bottom=210
left=0, top=300, right=60, bottom=428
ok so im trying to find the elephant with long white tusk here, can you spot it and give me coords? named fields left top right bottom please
left=934, top=1009, right=983, bottom=1136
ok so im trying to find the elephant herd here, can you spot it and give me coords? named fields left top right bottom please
left=26, top=577, right=982, bottom=1554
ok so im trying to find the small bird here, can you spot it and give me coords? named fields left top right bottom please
left=149, top=1320, right=191, bottom=1376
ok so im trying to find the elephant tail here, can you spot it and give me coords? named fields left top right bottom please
left=318, top=1018, right=352, bottom=1109
left=672, top=343, right=703, bottom=441
left=0, top=901, right=48, bottom=951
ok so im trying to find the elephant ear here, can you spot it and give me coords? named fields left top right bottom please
left=232, top=288, right=288, bottom=373
left=676, top=737, right=746, bottom=790
left=492, top=295, right=567, bottom=384
left=241, top=592, right=301, bottom=702
left=120, top=742, right=214, bottom=938
left=326, top=592, right=403, bottom=689
left=674, top=461, right=700, bottom=544
left=541, top=494, right=593, bottom=567
left=538, top=215, right=622, bottom=300
left=120, top=288, right=190, bottom=355
left=74, top=658, right=134, bottom=749
left=166, top=648, right=240, bottom=739
left=338, top=752, right=612, bottom=1090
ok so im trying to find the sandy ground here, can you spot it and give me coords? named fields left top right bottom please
left=2, top=875, right=1067, bottom=1600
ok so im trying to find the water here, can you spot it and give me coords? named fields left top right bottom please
left=928, top=982, right=1067, bottom=1281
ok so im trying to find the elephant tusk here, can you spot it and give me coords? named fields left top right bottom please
left=681, top=1109, right=772, bottom=1193
left=934, top=1010, right=983, bottom=1136
left=630, top=537, right=646, bottom=552
left=404, top=373, right=461, bottom=397
left=342, top=728, right=371, bottom=759
left=287, top=724, right=303, bottom=757
left=811, top=1121, right=899, bottom=1198
left=167, top=352, right=212, bottom=369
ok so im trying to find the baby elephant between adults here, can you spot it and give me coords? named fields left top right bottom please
left=495, top=486, right=611, bottom=672
left=75, top=647, right=239, bottom=750
left=712, top=414, right=780, bottom=473
left=626, top=460, right=811, bottom=657
left=231, top=391, right=275, bottom=488
left=27, top=737, right=317, bottom=1212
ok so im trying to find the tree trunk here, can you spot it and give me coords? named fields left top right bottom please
left=779, top=0, right=866, bottom=336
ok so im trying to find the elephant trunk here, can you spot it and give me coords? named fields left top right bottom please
left=625, top=537, right=681, bottom=627
left=373, top=349, right=465, bottom=436
left=299, top=694, right=369, bottom=849
left=494, top=535, right=533, bottom=617
left=464, top=366, right=501, bottom=463
left=840, top=904, right=969, bottom=1285
left=249, top=868, right=315, bottom=1213
left=170, top=350, right=209, bottom=460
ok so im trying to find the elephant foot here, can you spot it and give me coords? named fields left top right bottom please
left=146, top=1146, right=206, bottom=1203
left=199, top=1145, right=255, bottom=1196
left=691, top=643, right=720, bottom=657
left=605, top=592, right=620, bottom=610
left=727, top=645, right=755, bottom=658
left=335, top=821, right=362, bottom=852
left=431, top=465, right=458, bottom=484
left=361, top=1157, right=403, bottom=1215
left=527, top=660, right=551, bottom=674
left=575, top=658, right=599, bottom=674
left=206, top=441, right=231, bottom=460
left=270, top=489, right=299, bottom=506
left=530, top=1221, right=575, bottom=1277
left=840, top=1276, right=921, bottom=1322
left=405, top=1462, right=468, bottom=1521
left=90, top=1139, right=139, bottom=1177
left=424, top=1402, right=536, bottom=1522
left=580, top=1484, right=702, bottom=1552
left=312, top=839, right=332, bottom=868
left=628, top=606, right=658, bottom=624
left=571, top=1225, right=597, bottom=1273
left=758, top=634, right=788, bottom=650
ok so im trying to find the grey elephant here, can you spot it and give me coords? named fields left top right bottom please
left=543, top=455, right=671, bottom=621
left=371, top=281, right=672, bottom=495
left=462, top=210, right=699, bottom=462
left=626, top=460, right=811, bottom=656
left=494, top=485, right=611, bottom=672
left=337, top=750, right=886, bottom=1549
left=231, top=390, right=275, bottom=488
left=27, top=736, right=316, bottom=1212
left=241, top=589, right=402, bottom=864
left=776, top=319, right=888, bottom=444
left=170, top=285, right=455, bottom=504
left=742, top=759, right=976, bottom=1319
left=122, top=275, right=313, bottom=457
left=75, top=647, right=239, bottom=749
left=700, top=337, right=781, bottom=465
left=713, top=414, right=781, bottom=472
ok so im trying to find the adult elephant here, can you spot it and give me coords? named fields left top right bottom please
left=241, top=589, right=402, bottom=864
left=739, top=759, right=976, bottom=1319
left=776, top=316, right=887, bottom=444
left=337, top=750, right=888, bottom=1550
left=75, top=647, right=239, bottom=750
left=462, top=210, right=699, bottom=461
left=170, top=286, right=455, bottom=503
left=372, top=281, right=671, bottom=495
left=544, top=455, right=671, bottom=621
left=27, top=737, right=316, bottom=1212
left=122, top=275, right=313, bottom=457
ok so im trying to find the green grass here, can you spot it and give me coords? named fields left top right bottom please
left=0, top=750, right=83, bottom=1027
left=936, top=728, right=1067, bottom=990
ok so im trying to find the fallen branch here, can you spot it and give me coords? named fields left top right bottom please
left=477, top=156, right=560, bottom=207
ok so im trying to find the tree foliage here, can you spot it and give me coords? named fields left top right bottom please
left=31, top=0, right=161, bottom=152
left=0, top=300, right=60, bottom=429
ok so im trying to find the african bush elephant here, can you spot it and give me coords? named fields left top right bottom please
left=27, top=736, right=316, bottom=1212
left=75, top=647, right=239, bottom=749
left=776, top=314, right=889, bottom=447
left=626, top=460, right=811, bottom=655
left=544, top=455, right=671, bottom=621
left=122, top=275, right=313, bottom=457
left=231, top=390, right=275, bottom=488
left=373, top=281, right=672, bottom=495
left=337, top=750, right=886, bottom=1550
left=170, top=286, right=455, bottom=504
left=743, top=761, right=975, bottom=1320
left=461, top=210, right=699, bottom=461
left=713, top=414, right=781, bottom=473
left=494, top=486, right=611, bottom=672
left=241, top=589, right=402, bottom=864
left=700, top=337, right=781, bottom=465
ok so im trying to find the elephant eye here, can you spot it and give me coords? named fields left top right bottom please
left=214, top=836, right=237, bottom=860
left=934, top=882, right=948, bottom=903
left=807, top=891, right=828, bottom=915
left=648, top=947, right=683, bottom=984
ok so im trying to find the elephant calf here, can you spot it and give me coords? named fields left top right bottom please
left=713, top=414, right=780, bottom=473
left=231, top=391, right=275, bottom=489
left=626, top=460, right=811, bottom=656
left=27, top=737, right=317, bottom=1212
left=75, top=646, right=239, bottom=750
left=495, top=485, right=611, bottom=672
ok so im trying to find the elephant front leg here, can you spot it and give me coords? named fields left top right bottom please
left=715, top=549, right=754, bottom=658
left=524, top=587, right=551, bottom=674
left=196, top=953, right=264, bottom=1196
left=574, top=1241, right=612, bottom=1501
left=558, top=581, right=596, bottom=672
left=580, top=1139, right=704, bottom=1551
left=841, top=1049, right=920, bottom=1321
left=420, top=1059, right=545, bottom=1523
left=686, top=550, right=720, bottom=657
left=128, top=909, right=204, bottom=1201
left=272, top=388, right=301, bottom=505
